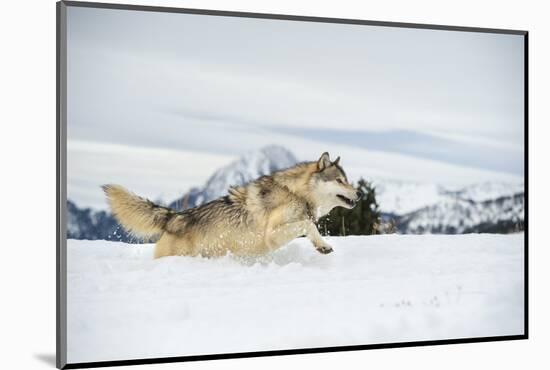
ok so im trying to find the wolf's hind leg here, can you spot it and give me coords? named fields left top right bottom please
left=154, top=233, right=173, bottom=258
left=154, top=233, right=195, bottom=258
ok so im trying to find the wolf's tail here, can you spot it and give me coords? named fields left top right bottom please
left=102, top=184, right=176, bottom=238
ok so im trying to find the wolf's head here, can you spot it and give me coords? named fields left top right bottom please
left=309, top=152, right=363, bottom=217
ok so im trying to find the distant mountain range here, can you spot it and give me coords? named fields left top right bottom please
left=67, top=145, right=525, bottom=241
left=393, top=191, right=524, bottom=234
left=168, top=145, right=297, bottom=210
left=374, top=179, right=524, bottom=234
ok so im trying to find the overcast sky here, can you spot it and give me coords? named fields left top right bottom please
left=67, top=6, right=524, bottom=176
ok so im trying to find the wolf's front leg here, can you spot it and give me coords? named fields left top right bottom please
left=304, top=222, right=334, bottom=254
left=265, top=220, right=333, bottom=254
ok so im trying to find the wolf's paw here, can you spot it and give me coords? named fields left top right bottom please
left=316, top=245, right=334, bottom=254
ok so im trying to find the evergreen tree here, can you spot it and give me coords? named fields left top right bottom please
left=317, top=178, right=381, bottom=236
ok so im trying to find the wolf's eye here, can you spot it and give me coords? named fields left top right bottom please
left=337, top=179, right=344, bottom=184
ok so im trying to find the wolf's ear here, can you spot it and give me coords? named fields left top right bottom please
left=317, top=152, right=331, bottom=171
left=333, top=156, right=340, bottom=166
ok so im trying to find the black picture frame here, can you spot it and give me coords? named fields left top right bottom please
left=56, top=1, right=529, bottom=368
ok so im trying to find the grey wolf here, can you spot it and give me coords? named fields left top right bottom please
left=103, top=152, right=362, bottom=258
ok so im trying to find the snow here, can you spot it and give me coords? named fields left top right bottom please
left=67, top=234, right=524, bottom=363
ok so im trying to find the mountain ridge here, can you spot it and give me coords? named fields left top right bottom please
left=66, top=145, right=525, bottom=240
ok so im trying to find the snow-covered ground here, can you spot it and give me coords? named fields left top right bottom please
left=67, top=234, right=524, bottom=363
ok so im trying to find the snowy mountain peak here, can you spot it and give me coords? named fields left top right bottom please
left=171, top=146, right=298, bottom=209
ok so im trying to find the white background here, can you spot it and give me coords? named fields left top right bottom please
left=0, top=0, right=547, bottom=369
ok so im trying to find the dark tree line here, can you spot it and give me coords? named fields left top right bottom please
left=317, top=178, right=385, bottom=236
